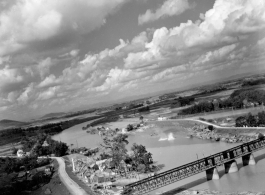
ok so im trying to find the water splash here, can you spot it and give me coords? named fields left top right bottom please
left=159, top=137, right=168, bottom=141
left=168, top=133, right=175, bottom=141
left=159, top=133, right=175, bottom=141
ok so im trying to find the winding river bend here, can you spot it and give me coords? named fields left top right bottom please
left=52, top=121, right=265, bottom=194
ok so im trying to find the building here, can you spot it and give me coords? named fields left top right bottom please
left=158, top=116, right=168, bottom=121
left=17, top=149, right=25, bottom=157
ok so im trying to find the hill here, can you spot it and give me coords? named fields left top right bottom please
left=41, top=112, right=66, bottom=119
left=0, top=119, right=28, bottom=130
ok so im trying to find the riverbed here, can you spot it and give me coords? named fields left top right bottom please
left=52, top=119, right=265, bottom=194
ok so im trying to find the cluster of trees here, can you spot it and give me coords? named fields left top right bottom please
left=0, top=156, right=50, bottom=174
left=130, top=143, right=153, bottom=172
left=20, top=133, right=68, bottom=157
left=179, top=89, right=265, bottom=115
left=177, top=96, right=195, bottom=106
left=126, top=123, right=141, bottom=131
left=129, top=103, right=143, bottom=109
left=0, top=157, right=52, bottom=195
left=34, top=136, right=68, bottom=157
left=179, top=101, right=215, bottom=115
left=225, top=89, right=265, bottom=108
left=138, top=106, right=150, bottom=112
left=235, top=111, right=265, bottom=127
left=242, top=78, right=265, bottom=86
left=100, top=134, right=153, bottom=173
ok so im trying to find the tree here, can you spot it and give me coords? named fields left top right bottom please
left=11, top=147, right=18, bottom=155
left=246, top=113, right=257, bottom=127
left=257, top=111, right=265, bottom=126
left=112, top=142, right=128, bottom=168
left=113, top=134, right=129, bottom=145
left=208, top=125, right=214, bottom=131
left=235, top=116, right=248, bottom=127
left=127, top=124, right=134, bottom=131
left=139, top=116, right=144, bottom=123
left=101, top=134, right=129, bottom=169
left=131, top=144, right=153, bottom=172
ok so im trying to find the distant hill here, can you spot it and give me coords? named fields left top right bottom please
left=0, top=119, right=28, bottom=130
left=41, top=112, right=66, bottom=119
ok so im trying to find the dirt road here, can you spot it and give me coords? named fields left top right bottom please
left=52, top=157, right=88, bottom=195
left=169, top=118, right=265, bottom=129
left=182, top=106, right=265, bottom=120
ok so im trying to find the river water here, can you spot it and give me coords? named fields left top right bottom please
left=52, top=121, right=265, bottom=194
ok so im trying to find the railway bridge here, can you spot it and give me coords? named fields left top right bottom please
left=124, top=137, right=265, bottom=195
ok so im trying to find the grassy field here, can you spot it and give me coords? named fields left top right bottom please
left=0, top=143, right=22, bottom=156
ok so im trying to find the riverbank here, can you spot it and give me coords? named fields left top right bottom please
left=169, top=119, right=265, bottom=144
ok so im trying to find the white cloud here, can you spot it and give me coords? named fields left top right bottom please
left=0, top=0, right=129, bottom=56
left=60, top=49, right=80, bottom=58
left=138, top=0, right=195, bottom=25
left=17, top=83, right=34, bottom=105
left=37, top=86, right=58, bottom=100
left=0, top=66, right=24, bottom=92
left=37, top=74, right=58, bottom=88
left=37, top=58, right=53, bottom=79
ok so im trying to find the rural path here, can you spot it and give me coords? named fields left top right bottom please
left=51, top=157, right=88, bottom=195
left=168, top=118, right=265, bottom=130
left=179, top=106, right=265, bottom=121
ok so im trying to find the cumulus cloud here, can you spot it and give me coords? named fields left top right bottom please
left=138, top=0, right=195, bottom=25
left=37, top=58, right=54, bottom=79
left=17, top=83, right=34, bottom=105
left=0, top=66, right=24, bottom=93
left=0, top=0, right=129, bottom=56
left=59, top=49, right=80, bottom=58
left=37, top=86, right=59, bottom=100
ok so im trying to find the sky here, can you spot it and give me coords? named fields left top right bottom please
left=0, top=0, right=265, bottom=121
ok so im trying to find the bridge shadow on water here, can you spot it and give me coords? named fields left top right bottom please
left=161, top=152, right=265, bottom=195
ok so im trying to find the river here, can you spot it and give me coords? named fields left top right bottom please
left=52, top=120, right=265, bottom=194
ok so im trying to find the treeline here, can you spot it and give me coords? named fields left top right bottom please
left=0, top=123, right=63, bottom=138
left=115, top=104, right=143, bottom=111
left=196, top=86, right=227, bottom=96
left=242, top=78, right=265, bottom=87
left=179, top=89, right=265, bottom=115
left=179, top=101, right=215, bottom=115
left=236, top=111, right=265, bottom=127
left=138, top=106, right=150, bottom=112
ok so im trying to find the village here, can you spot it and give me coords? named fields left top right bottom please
left=65, top=118, right=157, bottom=195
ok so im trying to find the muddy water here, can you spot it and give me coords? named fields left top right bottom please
left=52, top=121, right=265, bottom=194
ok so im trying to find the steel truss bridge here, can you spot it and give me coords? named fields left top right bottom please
left=124, top=137, right=265, bottom=194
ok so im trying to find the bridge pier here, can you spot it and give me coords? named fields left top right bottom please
left=242, top=153, right=256, bottom=166
left=224, top=160, right=238, bottom=173
left=206, top=167, right=220, bottom=180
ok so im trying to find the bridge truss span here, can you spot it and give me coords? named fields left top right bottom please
left=124, top=137, right=265, bottom=195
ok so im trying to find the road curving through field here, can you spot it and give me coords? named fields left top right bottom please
left=51, top=157, right=88, bottom=195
